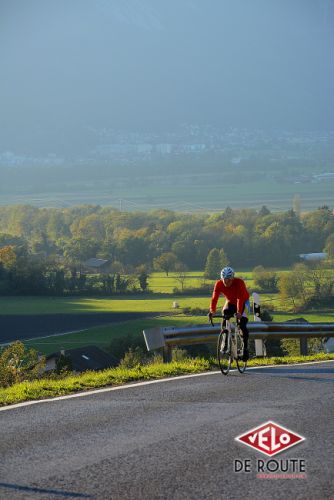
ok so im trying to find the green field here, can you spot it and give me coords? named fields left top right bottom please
left=148, top=271, right=256, bottom=293
left=2, top=176, right=334, bottom=212
left=23, top=315, right=205, bottom=356
left=0, top=272, right=279, bottom=320
left=148, top=271, right=212, bottom=293
left=1, top=269, right=333, bottom=357
left=0, top=295, right=210, bottom=315
left=22, top=308, right=334, bottom=357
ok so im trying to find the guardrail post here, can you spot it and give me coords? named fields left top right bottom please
left=300, top=337, right=308, bottom=356
left=163, top=345, right=172, bottom=363
left=254, top=339, right=267, bottom=357
left=252, top=292, right=266, bottom=357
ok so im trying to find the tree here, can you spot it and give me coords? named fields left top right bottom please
left=204, top=248, right=221, bottom=279
left=175, top=263, right=188, bottom=292
left=278, top=264, right=309, bottom=311
left=114, top=273, right=131, bottom=293
left=121, top=235, right=150, bottom=267
left=278, top=274, right=299, bottom=312
left=102, top=274, right=114, bottom=294
left=255, top=211, right=305, bottom=266
left=258, top=205, right=271, bottom=217
left=70, top=213, right=105, bottom=241
left=324, top=233, right=334, bottom=260
left=62, top=238, right=99, bottom=264
left=219, top=248, right=229, bottom=269
left=292, top=194, right=301, bottom=217
left=0, top=245, right=17, bottom=269
left=308, top=264, right=334, bottom=306
left=51, top=269, right=66, bottom=295
left=302, top=206, right=334, bottom=251
left=115, top=273, right=122, bottom=293
left=171, top=240, right=196, bottom=267
left=153, top=252, right=178, bottom=276
left=137, top=265, right=149, bottom=292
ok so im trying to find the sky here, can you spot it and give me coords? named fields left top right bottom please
left=1, top=0, right=334, bottom=155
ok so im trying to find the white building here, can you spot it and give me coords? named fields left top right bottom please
left=299, top=253, right=328, bottom=261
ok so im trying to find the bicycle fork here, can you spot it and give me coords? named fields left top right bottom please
left=230, top=328, right=238, bottom=359
left=220, top=329, right=229, bottom=353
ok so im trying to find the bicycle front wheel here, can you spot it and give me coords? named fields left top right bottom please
left=236, top=331, right=247, bottom=373
left=217, top=331, right=231, bottom=375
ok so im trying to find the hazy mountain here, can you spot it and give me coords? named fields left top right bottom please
left=1, top=0, right=333, bottom=156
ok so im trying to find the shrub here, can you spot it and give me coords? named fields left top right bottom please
left=55, top=353, right=73, bottom=374
left=119, top=347, right=146, bottom=369
left=171, top=347, right=188, bottom=362
left=182, top=307, right=208, bottom=316
left=173, top=284, right=212, bottom=296
left=259, top=308, right=274, bottom=322
left=0, top=341, right=45, bottom=388
left=252, top=266, right=279, bottom=292
left=280, top=338, right=325, bottom=356
left=107, top=334, right=146, bottom=364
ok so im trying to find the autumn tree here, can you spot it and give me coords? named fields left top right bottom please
left=0, top=245, right=17, bottom=269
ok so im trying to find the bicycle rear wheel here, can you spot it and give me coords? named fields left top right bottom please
left=217, top=330, right=231, bottom=375
left=236, top=331, right=247, bottom=373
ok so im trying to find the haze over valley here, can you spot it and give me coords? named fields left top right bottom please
left=1, top=0, right=333, bottom=211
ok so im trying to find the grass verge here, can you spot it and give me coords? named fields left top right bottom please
left=0, top=358, right=210, bottom=407
left=1, top=353, right=334, bottom=407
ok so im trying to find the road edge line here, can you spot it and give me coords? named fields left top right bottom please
left=1, top=359, right=333, bottom=412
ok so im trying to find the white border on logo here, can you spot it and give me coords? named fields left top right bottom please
left=235, top=420, right=306, bottom=457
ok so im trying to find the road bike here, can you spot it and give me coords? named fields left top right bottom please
left=210, top=315, right=247, bottom=375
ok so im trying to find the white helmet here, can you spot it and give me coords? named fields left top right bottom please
left=221, top=266, right=234, bottom=279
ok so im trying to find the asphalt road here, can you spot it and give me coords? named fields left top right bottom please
left=1, top=361, right=334, bottom=500
left=0, top=313, right=154, bottom=344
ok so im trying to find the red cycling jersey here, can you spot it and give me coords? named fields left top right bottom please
left=210, top=277, right=249, bottom=315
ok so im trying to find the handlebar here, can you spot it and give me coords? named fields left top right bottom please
left=208, top=314, right=240, bottom=327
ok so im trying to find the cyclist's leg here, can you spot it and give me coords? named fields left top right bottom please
left=239, top=317, right=249, bottom=347
left=239, top=316, right=249, bottom=360
left=221, top=303, right=236, bottom=352
left=222, top=302, right=236, bottom=324
left=221, top=302, right=236, bottom=351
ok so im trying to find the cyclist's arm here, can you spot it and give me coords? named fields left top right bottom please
left=236, top=280, right=250, bottom=315
left=210, top=280, right=222, bottom=313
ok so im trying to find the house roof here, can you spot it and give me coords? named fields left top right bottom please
left=47, top=345, right=117, bottom=372
left=84, top=258, right=109, bottom=268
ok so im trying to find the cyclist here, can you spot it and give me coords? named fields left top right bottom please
left=208, top=266, right=250, bottom=361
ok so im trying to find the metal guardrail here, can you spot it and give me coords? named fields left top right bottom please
left=143, top=321, right=334, bottom=360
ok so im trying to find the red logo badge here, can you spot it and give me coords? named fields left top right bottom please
left=235, top=421, right=305, bottom=457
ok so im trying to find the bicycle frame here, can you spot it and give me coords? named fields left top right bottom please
left=211, top=315, right=247, bottom=375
